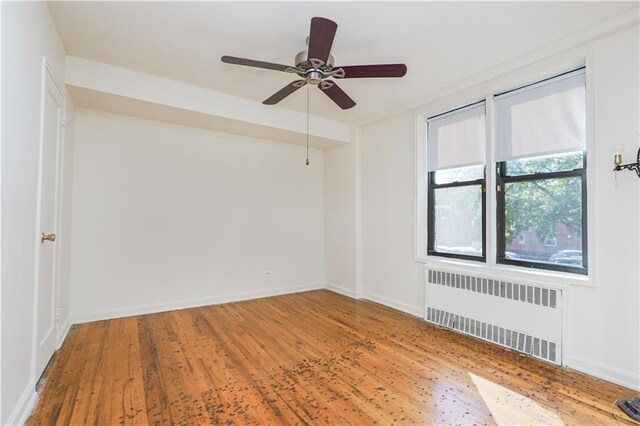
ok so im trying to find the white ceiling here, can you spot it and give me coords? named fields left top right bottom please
left=49, top=1, right=638, bottom=125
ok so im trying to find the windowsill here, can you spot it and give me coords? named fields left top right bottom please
left=414, top=254, right=593, bottom=288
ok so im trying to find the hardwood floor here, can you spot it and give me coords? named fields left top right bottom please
left=27, top=290, right=637, bottom=425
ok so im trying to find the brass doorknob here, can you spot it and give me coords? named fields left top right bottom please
left=41, top=233, right=56, bottom=243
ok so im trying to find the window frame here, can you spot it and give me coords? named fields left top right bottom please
left=427, top=169, right=487, bottom=261
left=495, top=153, right=588, bottom=275
left=421, top=65, right=590, bottom=278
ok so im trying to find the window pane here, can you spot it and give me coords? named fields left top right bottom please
left=504, top=177, right=583, bottom=268
left=433, top=185, right=483, bottom=257
left=434, top=165, right=484, bottom=184
left=505, top=151, right=583, bottom=176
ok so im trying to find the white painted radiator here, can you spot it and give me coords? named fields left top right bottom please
left=425, top=267, right=562, bottom=365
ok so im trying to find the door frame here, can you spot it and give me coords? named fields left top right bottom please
left=30, top=57, right=67, bottom=383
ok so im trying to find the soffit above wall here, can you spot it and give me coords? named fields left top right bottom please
left=66, top=57, right=351, bottom=149
left=68, top=87, right=346, bottom=149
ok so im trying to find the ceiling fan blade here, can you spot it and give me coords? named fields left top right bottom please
left=336, top=64, right=407, bottom=78
left=221, top=55, right=292, bottom=72
left=307, top=17, right=337, bottom=64
left=319, top=82, right=356, bottom=110
left=263, top=80, right=307, bottom=105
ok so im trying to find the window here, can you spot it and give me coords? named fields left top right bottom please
left=424, top=68, right=588, bottom=275
left=495, top=69, right=587, bottom=274
left=427, top=102, right=486, bottom=260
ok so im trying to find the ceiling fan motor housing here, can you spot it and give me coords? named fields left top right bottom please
left=295, top=50, right=335, bottom=68
left=294, top=50, right=335, bottom=84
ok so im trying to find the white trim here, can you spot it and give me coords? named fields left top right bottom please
left=71, top=283, right=325, bottom=324
left=325, top=283, right=357, bottom=299
left=584, top=49, right=597, bottom=285
left=486, top=93, right=497, bottom=269
left=56, top=317, right=71, bottom=350
left=565, top=355, right=640, bottom=391
left=30, top=57, right=48, bottom=385
left=354, top=128, right=364, bottom=299
left=31, top=57, right=66, bottom=385
left=53, top=89, right=69, bottom=356
left=363, top=291, right=423, bottom=317
left=423, top=263, right=567, bottom=291
left=414, top=111, right=427, bottom=263
left=421, top=257, right=589, bottom=288
left=4, top=380, right=38, bottom=426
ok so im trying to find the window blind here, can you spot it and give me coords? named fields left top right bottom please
left=494, top=69, right=586, bottom=162
left=427, top=102, right=486, bottom=171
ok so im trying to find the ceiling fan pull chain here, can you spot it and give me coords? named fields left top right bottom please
left=306, top=84, right=310, bottom=166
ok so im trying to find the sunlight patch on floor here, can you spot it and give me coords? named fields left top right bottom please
left=469, top=372, right=565, bottom=425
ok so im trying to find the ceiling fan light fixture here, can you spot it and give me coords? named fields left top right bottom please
left=306, top=70, right=322, bottom=85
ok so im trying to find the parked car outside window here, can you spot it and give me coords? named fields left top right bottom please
left=549, top=250, right=582, bottom=264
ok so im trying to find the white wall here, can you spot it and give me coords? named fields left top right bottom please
left=358, top=25, right=639, bottom=389
left=70, top=110, right=324, bottom=321
left=361, top=113, right=425, bottom=316
left=564, top=26, right=639, bottom=389
left=1, top=2, right=75, bottom=423
left=324, top=142, right=358, bottom=297
left=57, top=107, right=75, bottom=344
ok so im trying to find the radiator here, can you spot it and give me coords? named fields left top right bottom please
left=425, top=267, right=562, bottom=365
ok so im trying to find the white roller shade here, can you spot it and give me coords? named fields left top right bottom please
left=494, top=69, right=586, bottom=162
left=427, top=103, right=486, bottom=171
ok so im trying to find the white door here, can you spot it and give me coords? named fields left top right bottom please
left=34, top=63, right=65, bottom=380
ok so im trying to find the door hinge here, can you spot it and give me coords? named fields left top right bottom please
left=56, top=305, right=61, bottom=321
left=497, top=184, right=502, bottom=192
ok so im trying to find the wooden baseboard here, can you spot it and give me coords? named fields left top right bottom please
left=565, top=355, right=640, bottom=391
left=70, top=283, right=325, bottom=324
left=325, top=283, right=357, bottom=298
left=363, top=291, right=423, bottom=317
left=5, top=379, right=38, bottom=426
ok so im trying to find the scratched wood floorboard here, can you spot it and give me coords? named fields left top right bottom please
left=27, top=290, right=638, bottom=425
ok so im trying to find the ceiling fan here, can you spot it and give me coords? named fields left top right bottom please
left=221, top=17, right=407, bottom=110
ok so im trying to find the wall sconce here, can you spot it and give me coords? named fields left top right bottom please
left=613, top=144, right=640, bottom=177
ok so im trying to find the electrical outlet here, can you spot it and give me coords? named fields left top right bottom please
left=56, top=305, right=61, bottom=321
left=263, top=271, right=272, bottom=277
